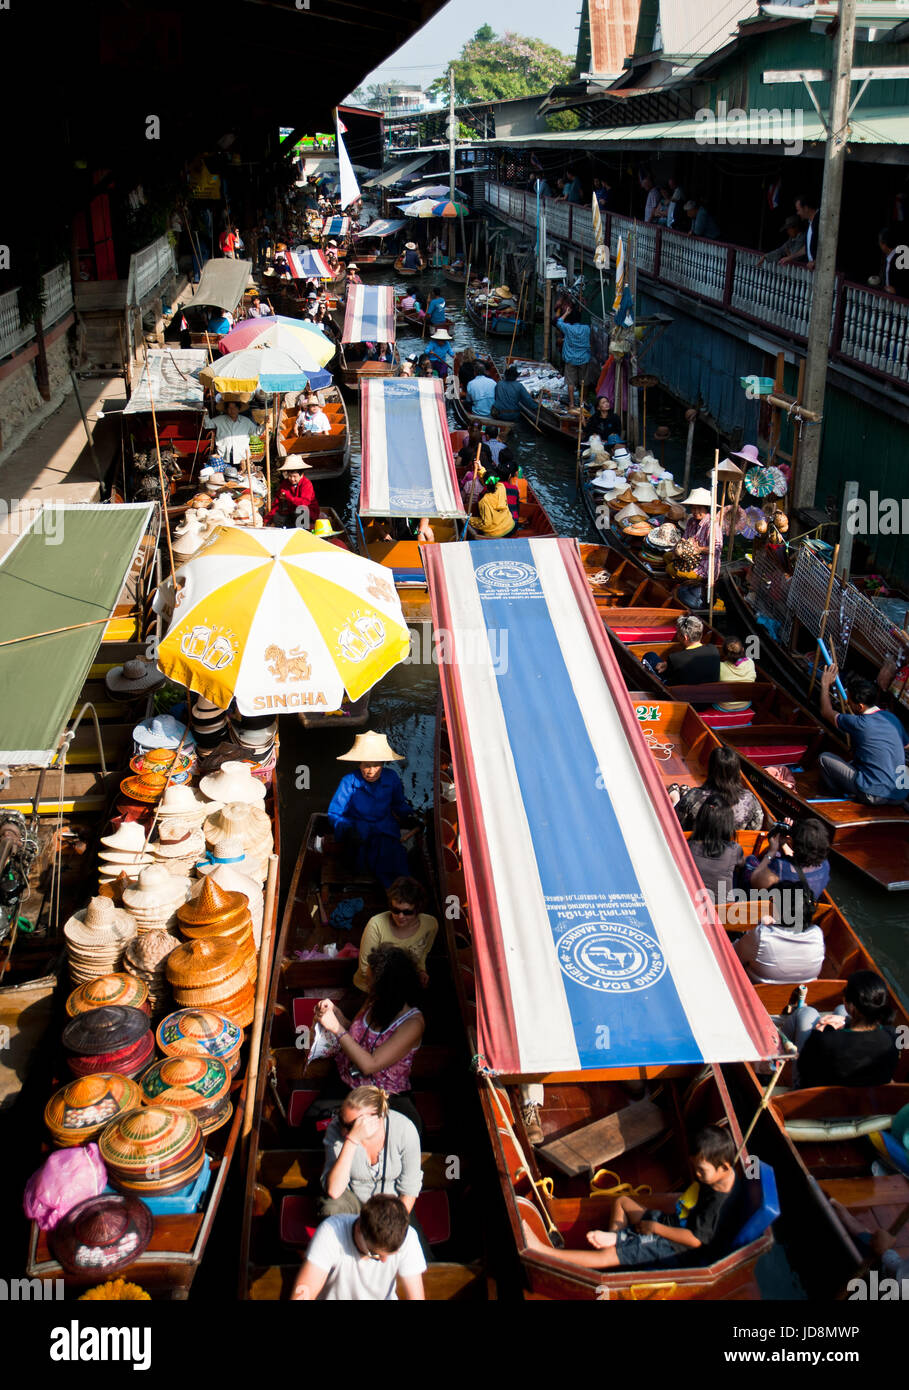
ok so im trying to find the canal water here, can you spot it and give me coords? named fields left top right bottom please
left=270, top=270, right=905, bottom=1300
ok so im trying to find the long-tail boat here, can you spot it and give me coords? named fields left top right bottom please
left=466, top=291, right=528, bottom=338
left=122, top=349, right=212, bottom=478
left=612, top=623, right=909, bottom=891
left=238, top=813, right=486, bottom=1301
left=274, top=386, right=351, bottom=482
left=338, top=285, right=399, bottom=391
left=426, top=537, right=782, bottom=1301
left=503, top=356, right=590, bottom=447
left=351, top=218, right=405, bottom=273
left=395, top=298, right=455, bottom=334
left=630, top=698, right=909, bottom=1293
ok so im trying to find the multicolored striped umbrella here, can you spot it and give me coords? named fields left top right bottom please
left=200, top=343, right=331, bottom=394
left=218, top=317, right=334, bottom=365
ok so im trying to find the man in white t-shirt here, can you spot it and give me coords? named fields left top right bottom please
left=290, top=1196, right=426, bottom=1301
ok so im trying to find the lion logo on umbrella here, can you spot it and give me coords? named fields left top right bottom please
left=265, top=645, right=312, bottom=682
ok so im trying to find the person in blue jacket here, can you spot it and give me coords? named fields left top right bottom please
left=328, top=731, right=419, bottom=887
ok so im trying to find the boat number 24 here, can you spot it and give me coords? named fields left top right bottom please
left=635, top=706, right=661, bottom=722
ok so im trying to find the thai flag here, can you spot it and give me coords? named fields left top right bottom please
left=767, top=179, right=781, bottom=210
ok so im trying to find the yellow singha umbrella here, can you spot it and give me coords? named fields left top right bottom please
left=157, top=525, right=410, bottom=715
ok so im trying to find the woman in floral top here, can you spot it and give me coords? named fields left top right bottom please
left=670, top=744, right=764, bottom=832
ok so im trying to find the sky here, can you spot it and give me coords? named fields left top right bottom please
left=351, top=0, right=579, bottom=94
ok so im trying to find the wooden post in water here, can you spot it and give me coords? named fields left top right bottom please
left=542, top=278, right=552, bottom=363
left=707, top=448, right=719, bottom=625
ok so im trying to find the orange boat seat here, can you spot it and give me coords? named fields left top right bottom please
left=287, top=1088, right=322, bottom=1128
left=279, top=1193, right=320, bottom=1246
left=413, top=1191, right=451, bottom=1245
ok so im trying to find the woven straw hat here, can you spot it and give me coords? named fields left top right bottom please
left=165, top=938, right=246, bottom=989
left=614, top=503, right=646, bottom=524
left=100, top=823, right=148, bottom=853
left=132, top=715, right=189, bottom=752
left=681, top=488, right=713, bottom=507
left=119, top=772, right=170, bottom=804
left=121, top=866, right=191, bottom=913
left=157, top=784, right=217, bottom=819
left=198, top=761, right=266, bottom=804
left=656, top=478, right=685, bottom=500
left=44, top=1075, right=143, bottom=1147
left=173, top=526, right=208, bottom=558
left=336, top=730, right=403, bottom=763
left=66, top=974, right=149, bottom=1017
left=49, top=1193, right=154, bottom=1276
left=277, top=456, right=313, bottom=472
left=631, top=482, right=659, bottom=503
left=156, top=1009, right=243, bottom=1066
left=64, top=898, right=137, bottom=950
left=177, top=876, right=248, bottom=929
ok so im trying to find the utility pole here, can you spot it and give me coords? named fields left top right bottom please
left=794, top=0, right=857, bottom=510
left=448, top=69, right=456, bottom=203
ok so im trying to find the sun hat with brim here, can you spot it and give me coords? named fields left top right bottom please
left=154, top=828, right=206, bottom=861
left=312, top=517, right=343, bottom=539
left=44, top=1075, right=143, bottom=1148
left=614, top=502, right=647, bottom=523
left=157, top=785, right=217, bottom=819
left=430, top=328, right=452, bottom=340
left=203, top=801, right=271, bottom=845
left=121, top=866, right=191, bottom=913
left=729, top=443, right=761, bottom=467
left=611, top=446, right=632, bottom=465
left=681, top=488, right=713, bottom=507
left=336, top=730, right=404, bottom=763
left=105, top=660, right=164, bottom=698
left=631, top=483, right=660, bottom=503
left=656, top=478, right=685, bottom=500
left=50, top=1193, right=154, bottom=1276
left=100, top=822, right=149, bottom=854
left=277, top=457, right=313, bottom=472
left=404, top=242, right=417, bottom=250
left=173, top=529, right=209, bottom=559
left=66, top=974, right=149, bottom=1018
left=129, top=749, right=194, bottom=780
left=119, top=773, right=170, bottom=804
left=646, top=522, right=683, bottom=550
left=198, top=762, right=267, bottom=805
left=64, top=899, right=137, bottom=950
left=132, top=715, right=190, bottom=753
left=98, top=851, right=155, bottom=870
left=589, top=468, right=618, bottom=491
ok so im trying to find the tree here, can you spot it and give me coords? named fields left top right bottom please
left=347, top=86, right=367, bottom=105
left=546, top=110, right=580, bottom=132
left=428, top=29, right=573, bottom=104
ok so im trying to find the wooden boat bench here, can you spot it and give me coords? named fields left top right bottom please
left=537, top=1098, right=666, bottom=1178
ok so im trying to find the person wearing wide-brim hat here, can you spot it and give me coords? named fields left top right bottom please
left=426, top=325, right=454, bottom=378
left=105, top=659, right=165, bottom=701
left=675, top=488, right=721, bottom=608
left=265, top=451, right=320, bottom=530
left=401, top=241, right=422, bottom=271
left=327, top=731, right=419, bottom=889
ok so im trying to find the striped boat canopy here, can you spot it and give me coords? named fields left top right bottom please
left=342, top=285, right=396, bottom=345
left=360, top=378, right=466, bottom=520
left=287, top=248, right=332, bottom=280
left=424, top=537, right=780, bottom=1078
left=322, top=216, right=349, bottom=238
left=357, top=219, right=407, bottom=239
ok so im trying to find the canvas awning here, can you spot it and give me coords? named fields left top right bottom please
left=287, top=248, right=332, bottom=279
left=342, top=285, right=396, bottom=344
left=362, top=154, right=432, bottom=188
left=123, top=349, right=208, bottom=414
left=424, top=537, right=780, bottom=1077
left=360, top=378, right=466, bottom=520
left=190, top=259, right=254, bottom=312
left=0, top=504, right=156, bottom=766
left=322, top=216, right=349, bottom=238
left=356, top=219, right=406, bottom=239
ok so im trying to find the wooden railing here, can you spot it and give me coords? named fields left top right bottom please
left=0, top=263, right=75, bottom=363
left=481, top=180, right=909, bottom=390
left=129, top=235, right=176, bottom=307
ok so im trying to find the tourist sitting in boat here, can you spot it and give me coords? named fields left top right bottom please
left=353, top=878, right=438, bottom=992
left=315, top=944, right=426, bottom=1130
left=401, top=241, right=422, bottom=271
left=644, top=614, right=721, bottom=685
left=346, top=262, right=362, bottom=286
left=202, top=401, right=259, bottom=466
left=418, top=356, right=437, bottom=379
left=670, top=744, right=764, bottom=832
left=775, top=970, right=899, bottom=1088
left=207, top=307, right=233, bottom=334
left=466, top=364, right=497, bottom=416
left=743, top=817, right=831, bottom=931
left=471, top=474, right=517, bottom=539
left=319, top=1085, right=423, bottom=1218
left=290, top=1194, right=425, bottom=1302
left=522, top=1125, right=742, bottom=1270
left=426, top=328, right=453, bottom=379
left=426, top=287, right=447, bottom=327
left=583, top=396, right=622, bottom=441
left=483, top=425, right=505, bottom=465
left=459, top=445, right=491, bottom=509
left=688, top=796, right=744, bottom=910
left=264, top=458, right=320, bottom=528
left=498, top=452, right=521, bottom=527
left=716, top=636, right=757, bottom=712
left=456, top=422, right=484, bottom=467
left=366, top=341, right=394, bottom=364
left=325, top=241, right=340, bottom=270
left=491, top=365, right=536, bottom=422
left=818, top=666, right=909, bottom=806
left=246, top=295, right=273, bottom=319
left=400, top=286, right=422, bottom=313
left=732, top=896, right=825, bottom=986
left=327, top=730, right=420, bottom=888
left=674, top=487, right=722, bottom=607
left=295, top=400, right=331, bottom=435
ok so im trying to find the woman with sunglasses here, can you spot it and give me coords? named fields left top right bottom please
left=315, top=944, right=425, bottom=1135
left=353, top=877, right=437, bottom=993
left=320, top=1085, right=423, bottom=1220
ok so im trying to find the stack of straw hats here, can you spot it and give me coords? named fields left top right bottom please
left=202, top=802, right=272, bottom=883
left=156, top=782, right=216, bottom=822
left=155, top=1008, right=243, bottom=1075
left=129, top=747, right=195, bottom=785
left=188, top=859, right=264, bottom=943
left=121, top=931, right=181, bottom=1017
left=152, top=821, right=206, bottom=877
left=99, top=1106, right=205, bottom=1197
left=64, top=898, right=137, bottom=985
left=62, top=1006, right=155, bottom=1078
left=121, top=865, right=192, bottom=934
left=98, top=823, right=154, bottom=887
left=165, top=938, right=255, bottom=1028
left=44, top=1074, right=143, bottom=1148
left=198, top=762, right=266, bottom=807
left=176, top=878, right=257, bottom=981
left=138, top=1056, right=232, bottom=1135
left=66, top=974, right=149, bottom=1018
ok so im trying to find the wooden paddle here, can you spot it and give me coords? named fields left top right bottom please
left=808, top=544, right=841, bottom=699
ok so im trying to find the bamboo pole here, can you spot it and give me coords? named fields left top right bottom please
left=144, top=351, right=176, bottom=581
left=0, top=616, right=114, bottom=649
left=508, top=274, right=527, bottom=360
left=575, top=391, right=585, bottom=497
left=808, top=543, right=841, bottom=698
left=243, top=852, right=279, bottom=1142
left=726, top=479, right=743, bottom=562
left=708, top=448, right=719, bottom=625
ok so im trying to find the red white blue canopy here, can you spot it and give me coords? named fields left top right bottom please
left=360, top=378, right=466, bottom=520
left=424, top=537, right=780, bottom=1077
left=322, top=215, right=349, bottom=238
left=342, top=285, right=397, bottom=345
left=287, top=248, right=332, bottom=280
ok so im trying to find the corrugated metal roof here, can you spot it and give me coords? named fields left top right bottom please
left=487, top=106, right=909, bottom=146
left=362, top=154, right=431, bottom=188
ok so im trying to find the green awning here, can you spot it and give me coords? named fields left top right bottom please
left=0, top=504, right=155, bottom=766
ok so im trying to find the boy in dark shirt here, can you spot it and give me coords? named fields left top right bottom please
left=521, top=1126, right=740, bottom=1269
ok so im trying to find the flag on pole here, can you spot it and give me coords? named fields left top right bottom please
left=612, top=236, right=625, bottom=312
left=592, top=193, right=609, bottom=272
left=335, top=112, right=361, bottom=211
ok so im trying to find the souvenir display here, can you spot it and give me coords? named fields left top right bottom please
left=44, top=1075, right=143, bottom=1147
left=99, top=1106, right=205, bottom=1196
left=64, top=897, right=137, bottom=985
left=139, top=1056, right=232, bottom=1134
left=165, top=938, right=255, bottom=1027
left=121, top=865, right=192, bottom=933
left=122, top=930, right=181, bottom=1017
left=155, top=1009, right=243, bottom=1074
left=66, top=974, right=150, bottom=1017
left=49, top=1193, right=153, bottom=1276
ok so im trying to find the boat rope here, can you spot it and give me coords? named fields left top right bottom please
left=588, top=1168, right=653, bottom=1201
left=733, top=1059, right=785, bottom=1167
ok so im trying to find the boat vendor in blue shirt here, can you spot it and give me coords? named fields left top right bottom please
left=819, top=667, right=909, bottom=805
left=491, top=365, right=536, bottom=422
left=328, top=731, right=420, bottom=888
left=426, top=288, right=447, bottom=326
left=556, top=306, right=592, bottom=411
left=426, top=328, right=454, bottom=379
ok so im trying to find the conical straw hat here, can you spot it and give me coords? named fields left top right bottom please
left=177, top=876, right=248, bottom=928
left=165, top=937, right=246, bottom=988
left=198, top=761, right=266, bottom=805
left=336, top=730, right=403, bottom=762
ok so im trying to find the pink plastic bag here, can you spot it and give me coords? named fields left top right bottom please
left=24, top=1143, right=107, bottom=1231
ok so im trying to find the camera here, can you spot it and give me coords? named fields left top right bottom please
left=767, top=821, right=790, bottom=839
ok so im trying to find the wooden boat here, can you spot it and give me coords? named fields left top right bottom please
left=466, top=293, right=528, bottom=338
left=448, top=355, right=513, bottom=436
left=632, top=700, right=909, bottom=1294
left=442, top=265, right=467, bottom=286
left=505, top=356, right=586, bottom=447
left=238, top=813, right=486, bottom=1300
left=578, top=464, right=689, bottom=585
left=577, top=543, right=685, bottom=619
left=338, top=357, right=397, bottom=392
left=395, top=251, right=426, bottom=273
left=274, top=386, right=351, bottom=482
left=395, top=300, right=454, bottom=334
left=609, top=622, right=909, bottom=890
left=352, top=248, right=396, bottom=274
